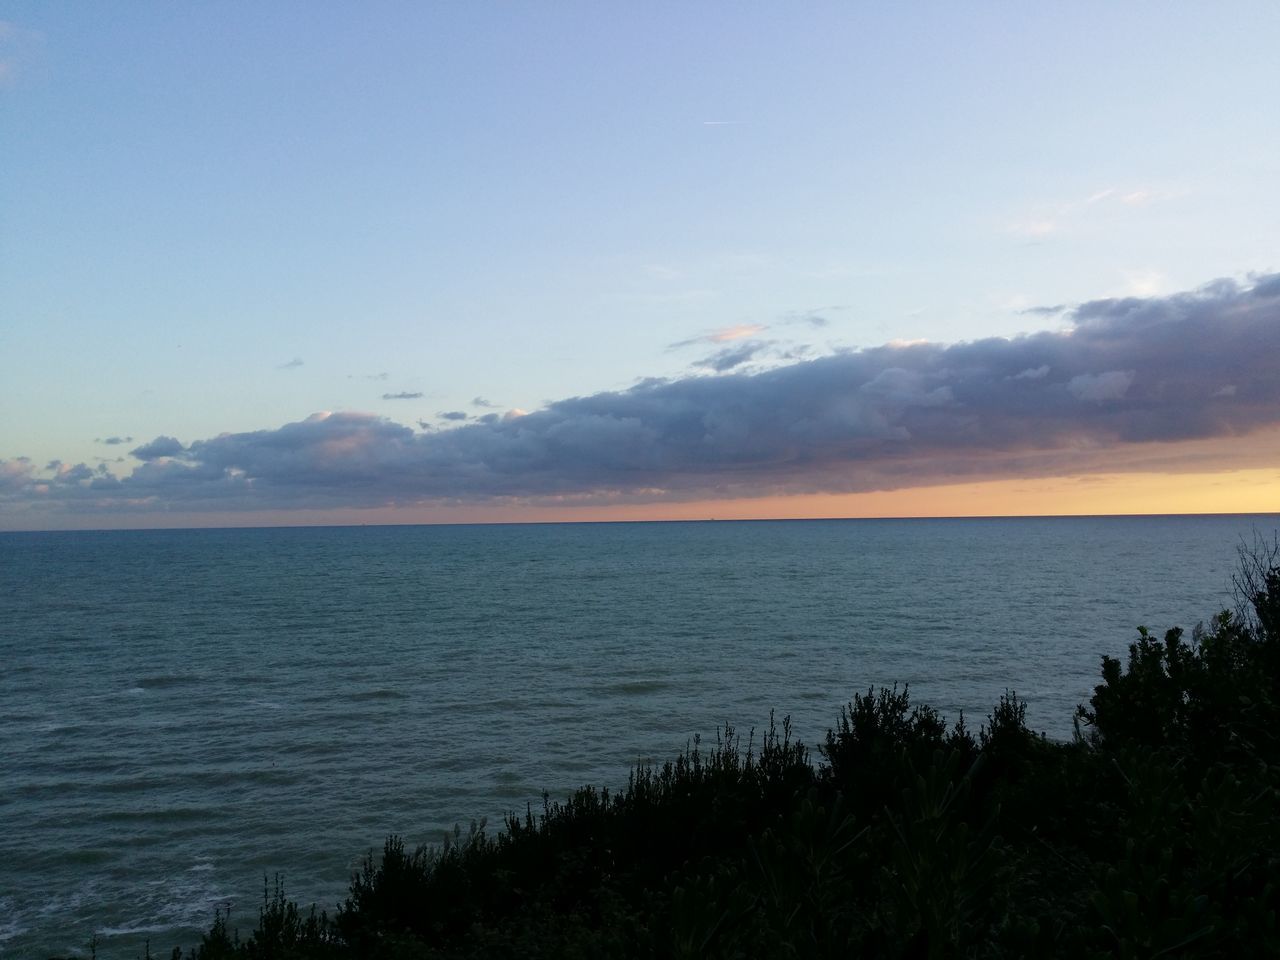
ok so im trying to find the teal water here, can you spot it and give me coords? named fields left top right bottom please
left=1, top=515, right=1275, bottom=957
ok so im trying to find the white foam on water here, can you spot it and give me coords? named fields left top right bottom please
left=0, top=896, right=28, bottom=943
left=33, top=883, right=96, bottom=918
left=93, top=920, right=173, bottom=937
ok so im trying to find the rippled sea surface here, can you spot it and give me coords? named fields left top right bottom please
left=2, top=515, right=1276, bottom=957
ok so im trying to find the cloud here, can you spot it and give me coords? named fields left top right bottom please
left=1089, top=186, right=1166, bottom=207
left=780, top=307, right=841, bottom=329
left=1067, top=370, right=1135, bottom=403
left=382, top=391, right=423, bottom=400
left=1120, top=189, right=1154, bottom=206
left=439, top=410, right=469, bottom=421
left=0, top=457, right=34, bottom=493
left=670, top=324, right=767, bottom=349
left=1012, top=365, right=1050, bottom=381
left=1250, top=273, right=1280, bottom=298
left=695, top=341, right=773, bottom=372
left=277, top=358, right=304, bottom=370
left=96, top=436, right=134, bottom=445
left=1008, top=185, right=1176, bottom=242
left=130, top=436, right=185, bottom=461
left=472, top=397, right=496, bottom=408
left=683, top=315, right=828, bottom=371
left=5, top=272, right=1280, bottom=517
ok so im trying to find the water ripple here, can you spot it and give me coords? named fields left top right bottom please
left=0, top=515, right=1271, bottom=956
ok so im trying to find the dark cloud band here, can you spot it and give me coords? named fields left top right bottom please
left=4, top=273, right=1279, bottom=516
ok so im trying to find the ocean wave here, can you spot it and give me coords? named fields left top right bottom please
left=91, top=807, right=222, bottom=825
left=602, top=679, right=671, bottom=695
left=348, top=688, right=409, bottom=702
left=51, top=848, right=115, bottom=865
left=134, top=675, right=202, bottom=690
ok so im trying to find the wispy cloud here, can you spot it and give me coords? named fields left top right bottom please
left=670, top=323, right=767, bottom=349
left=694, top=341, right=774, bottom=372
left=780, top=308, right=837, bottom=329
left=5, top=272, right=1279, bottom=518
left=277, top=358, right=304, bottom=370
left=95, top=436, right=134, bottom=446
left=382, top=391, right=423, bottom=400
left=1088, top=187, right=1162, bottom=207
left=710, top=324, right=765, bottom=342
left=1006, top=184, right=1179, bottom=240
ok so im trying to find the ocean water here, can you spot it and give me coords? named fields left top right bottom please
left=1, top=514, right=1276, bottom=957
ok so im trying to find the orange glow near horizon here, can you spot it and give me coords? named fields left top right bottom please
left=13, top=467, right=1275, bottom=531
left=472, top=467, right=1280, bottom=524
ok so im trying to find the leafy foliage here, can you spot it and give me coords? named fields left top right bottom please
left=1076, top=535, right=1280, bottom=765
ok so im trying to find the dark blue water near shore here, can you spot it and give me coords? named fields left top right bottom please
left=1, top=514, right=1276, bottom=956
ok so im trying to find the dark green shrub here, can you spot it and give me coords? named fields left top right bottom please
left=820, top=685, right=976, bottom=819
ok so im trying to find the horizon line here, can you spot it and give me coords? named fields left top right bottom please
left=2, top=509, right=1277, bottom=536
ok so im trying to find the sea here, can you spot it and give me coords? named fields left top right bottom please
left=1, top=514, right=1276, bottom=957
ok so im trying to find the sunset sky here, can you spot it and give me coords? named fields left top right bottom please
left=2, top=3, right=1279, bottom=529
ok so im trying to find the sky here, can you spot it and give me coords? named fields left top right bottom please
left=2, top=2, right=1279, bottom=529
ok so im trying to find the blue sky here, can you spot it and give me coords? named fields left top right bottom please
left=3, top=3, right=1279, bottom=527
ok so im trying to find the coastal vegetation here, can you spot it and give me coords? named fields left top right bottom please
left=143, top=539, right=1280, bottom=957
